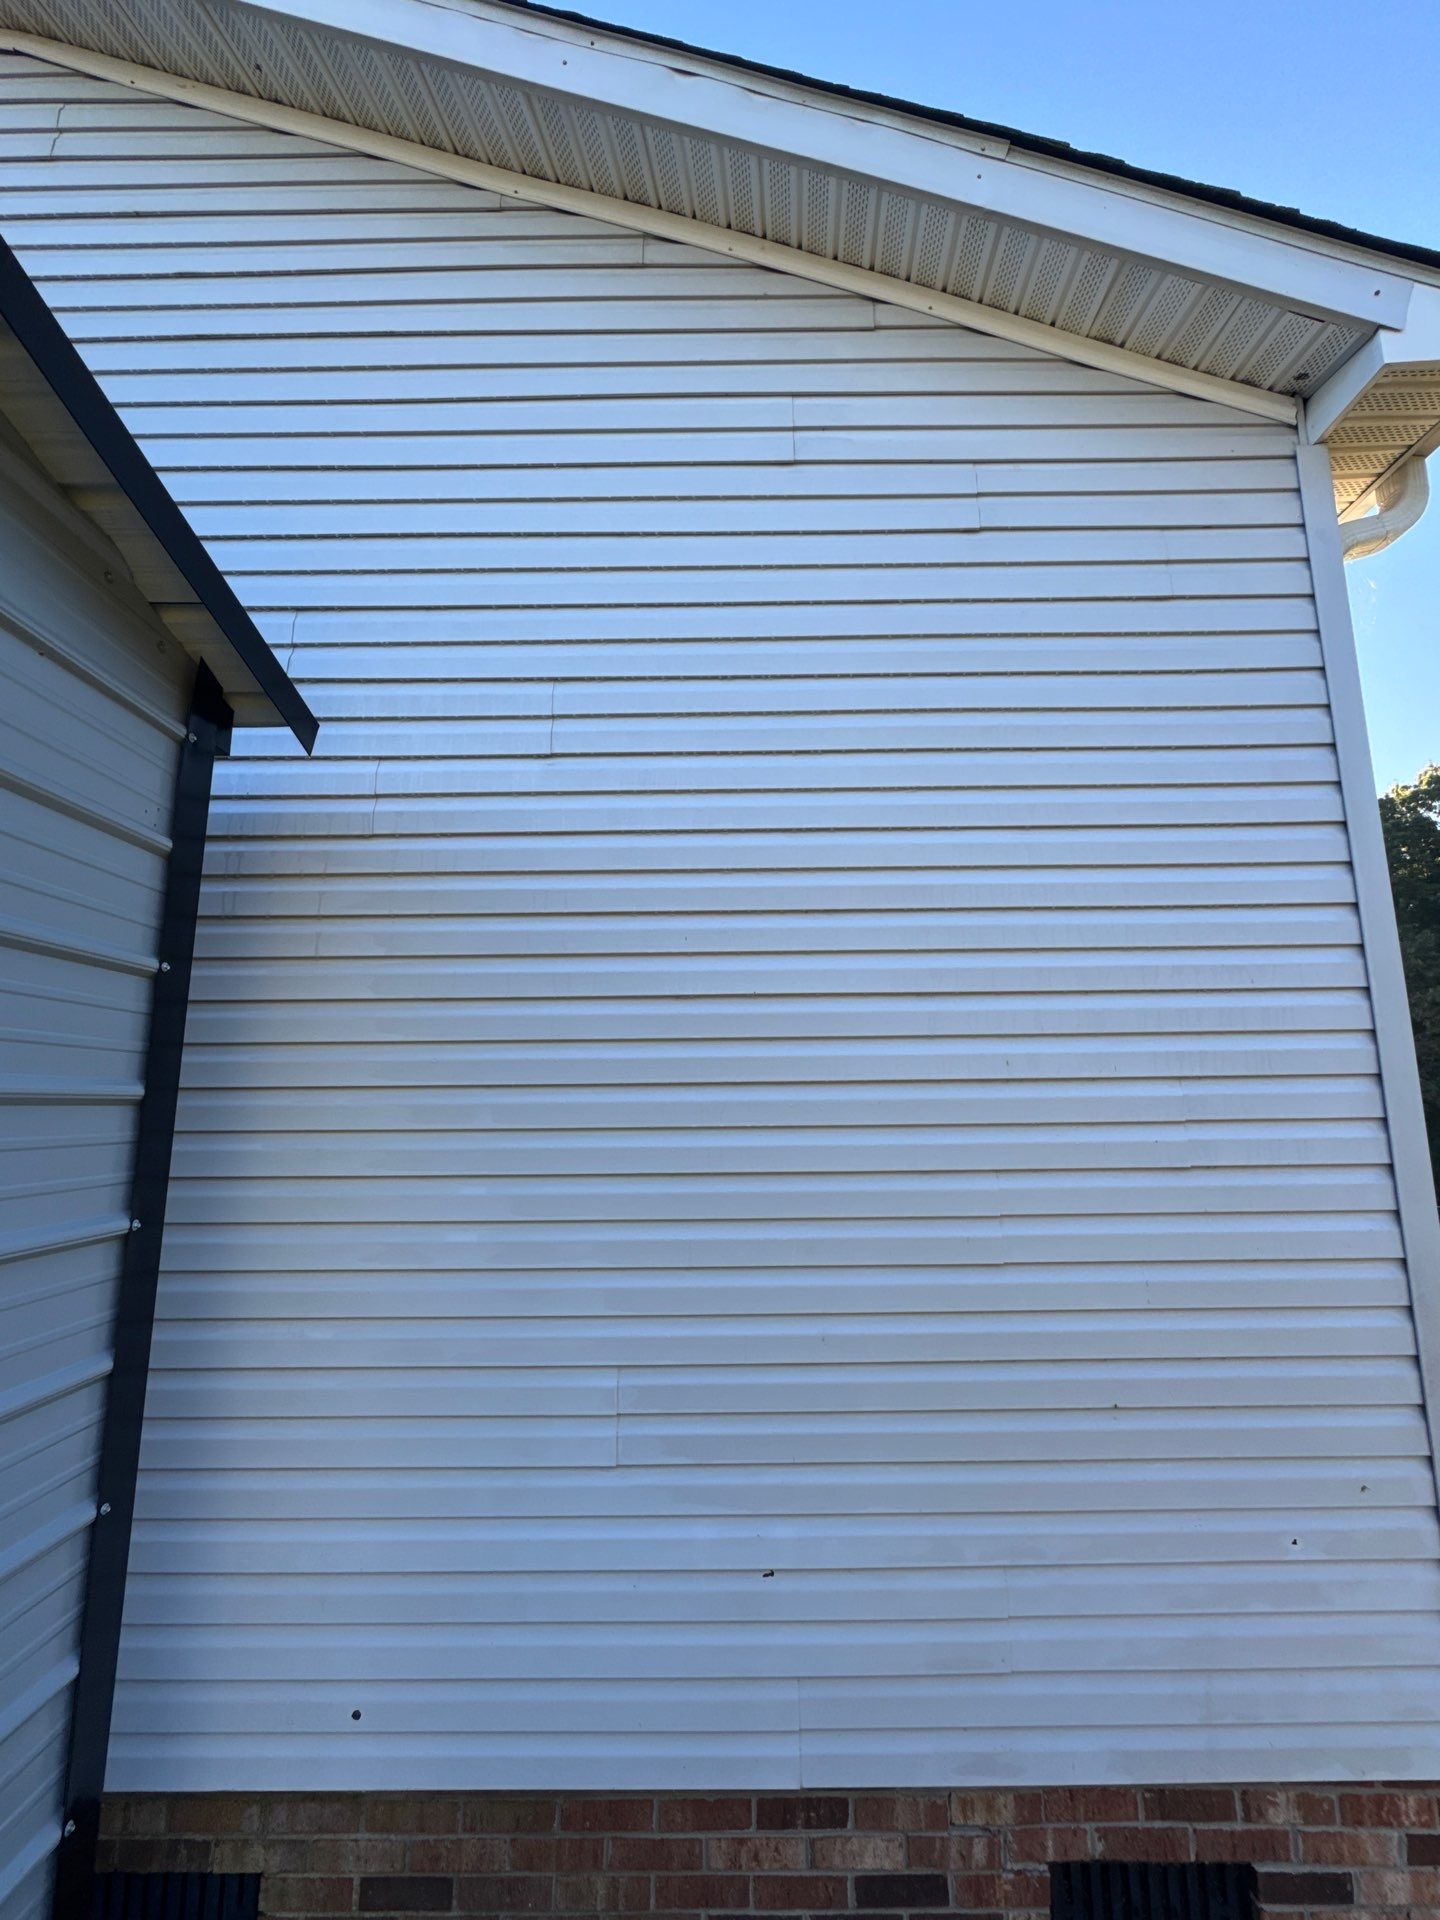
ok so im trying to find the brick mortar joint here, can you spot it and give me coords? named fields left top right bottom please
left=100, top=1788, right=1440, bottom=1915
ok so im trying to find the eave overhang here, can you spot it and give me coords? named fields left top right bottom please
left=0, top=234, right=317, bottom=745
left=0, top=0, right=1437, bottom=514
left=1303, top=286, right=1440, bottom=520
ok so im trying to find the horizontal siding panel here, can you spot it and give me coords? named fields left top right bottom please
left=215, top=747, right=1345, bottom=798
left=0, top=206, right=622, bottom=241
left=166, top=1118, right=1395, bottom=1174
left=0, top=155, right=516, bottom=189
left=94, top=359, right=1259, bottom=406
left=161, top=1077, right=1392, bottom=1131
left=145, top=1263, right=1414, bottom=1317
left=112, top=1677, right=805, bottom=1737
left=127, top=395, right=800, bottom=436
left=3, top=182, right=516, bottom=216
left=200, top=821, right=1355, bottom=870
left=108, top=1611, right=1440, bottom=1680
left=170, top=1032, right=1383, bottom=1087
left=177, top=981, right=1375, bottom=1035
left=196, top=530, right=1310, bottom=571
left=117, top=1559, right=1440, bottom=1624
left=29, top=235, right=650, bottom=275
left=131, top=1406, right=1429, bottom=1471
left=187, top=905, right=1367, bottom=960
left=2, top=65, right=1429, bottom=1793
left=190, top=862, right=1358, bottom=910
left=93, top=1723, right=1436, bottom=1792
left=160, top=1233, right=1421, bottom=1286
left=143, top=1305, right=1420, bottom=1362
left=137, top=1355, right=1418, bottom=1416
left=159, top=456, right=1303, bottom=498
left=133, top=433, right=1296, bottom=477
left=123, top=1459, right=1437, bottom=1520
left=196, top=568, right=1321, bottom=613
left=210, top=793, right=1351, bottom=838
left=795, top=1728, right=1440, bottom=1790
left=112, top=398, right=1273, bottom=439
left=40, top=262, right=862, bottom=309
left=258, top=638, right=1331, bottom=679
left=181, top=951, right=1374, bottom=1002
left=123, top=1507, right=1440, bottom=1575
left=802, top=1670, right=1440, bottom=1728
left=270, top=601, right=1324, bottom=640
left=55, top=295, right=881, bottom=340
left=0, top=127, right=368, bottom=161
left=160, top=1165, right=1400, bottom=1224
left=180, top=492, right=1306, bottom=536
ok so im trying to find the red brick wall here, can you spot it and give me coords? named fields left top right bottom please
left=97, top=1788, right=1440, bottom=1920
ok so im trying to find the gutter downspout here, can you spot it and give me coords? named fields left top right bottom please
left=1340, top=456, right=1431, bottom=563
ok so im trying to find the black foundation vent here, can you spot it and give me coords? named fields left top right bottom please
left=1051, top=1863, right=1258, bottom=1920
left=92, top=1872, right=261, bottom=1920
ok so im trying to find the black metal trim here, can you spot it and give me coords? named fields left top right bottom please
left=0, top=236, right=316, bottom=752
left=51, top=662, right=234, bottom=1920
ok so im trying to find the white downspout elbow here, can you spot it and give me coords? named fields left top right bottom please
left=1341, top=455, right=1431, bottom=562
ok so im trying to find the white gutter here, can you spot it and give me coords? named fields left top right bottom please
left=1340, top=457, right=1431, bottom=562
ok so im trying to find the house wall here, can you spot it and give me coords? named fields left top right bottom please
left=1, top=51, right=1438, bottom=1794
left=0, top=418, right=190, bottom=1918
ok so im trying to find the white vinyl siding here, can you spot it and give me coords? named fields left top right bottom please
left=0, top=423, right=188, bottom=1918
left=1, top=53, right=1436, bottom=1789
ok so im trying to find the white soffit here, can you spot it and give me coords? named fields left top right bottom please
left=1329, top=365, right=1440, bottom=515
left=1, top=0, right=1439, bottom=505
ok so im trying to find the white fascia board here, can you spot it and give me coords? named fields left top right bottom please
left=240, top=0, right=1416, bottom=331
left=1307, top=284, right=1440, bottom=443
left=1305, top=338, right=1390, bottom=449
left=1307, top=284, right=1440, bottom=517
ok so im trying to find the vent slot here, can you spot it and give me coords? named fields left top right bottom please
left=94, top=1872, right=261, bottom=1920
left=1051, top=1862, right=1258, bottom=1920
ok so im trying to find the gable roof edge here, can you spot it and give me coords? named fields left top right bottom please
left=475, top=0, right=1440, bottom=284
left=246, top=0, right=1418, bottom=334
left=0, top=229, right=317, bottom=746
left=0, top=27, right=1298, bottom=426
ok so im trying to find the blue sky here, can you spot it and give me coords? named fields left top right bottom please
left=583, top=0, right=1440, bottom=791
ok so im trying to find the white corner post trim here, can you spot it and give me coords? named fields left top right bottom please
left=1341, top=457, right=1432, bottom=561
left=1296, top=441, right=1440, bottom=1505
left=0, top=27, right=1298, bottom=426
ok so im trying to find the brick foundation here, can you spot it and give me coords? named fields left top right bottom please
left=97, top=1789, right=1440, bottom=1920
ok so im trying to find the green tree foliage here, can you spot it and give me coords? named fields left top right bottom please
left=1379, top=764, right=1440, bottom=1190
